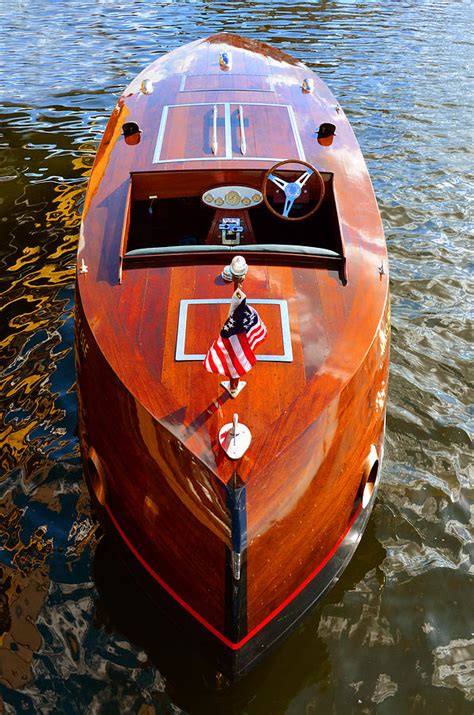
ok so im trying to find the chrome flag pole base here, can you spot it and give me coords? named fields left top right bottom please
left=221, top=380, right=246, bottom=398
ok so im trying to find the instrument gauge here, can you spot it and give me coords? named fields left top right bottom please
left=225, top=190, right=241, bottom=206
left=201, top=186, right=263, bottom=208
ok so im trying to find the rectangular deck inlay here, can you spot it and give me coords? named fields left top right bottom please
left=175, top=298, right=293, bottom=362
left=153, top=103, right=305, bottom=164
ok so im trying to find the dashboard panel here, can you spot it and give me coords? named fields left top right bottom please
left=202, top=185, right=263, bottom=210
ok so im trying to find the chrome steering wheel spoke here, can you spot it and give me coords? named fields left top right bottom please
left=268, top=173, right=288, bottom=191
left=282, top=195, right=295, bottom=218
left=295, top=169, right=313, bottom=188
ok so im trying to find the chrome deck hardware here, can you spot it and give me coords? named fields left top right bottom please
left=140, top=79, right=153, bottom=95
left=211, top=104, right=218, bottom=155
left=219, top=50, right=232, bottom=70
left=221, top=264, right=233, bottom=282
left=222, top=254, right=249, bottom=285
left=302, top=77, right=314, bottom=93
left=230, top=255, right=248, bottom=282
left=219, top=414, right=251, bottom=458
left=238, top=105, right=247, bottom=155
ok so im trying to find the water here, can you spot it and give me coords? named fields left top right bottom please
left=0, top=1, right=472, bottom=712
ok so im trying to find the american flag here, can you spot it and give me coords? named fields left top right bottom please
left=203, top=296, right=267, bottom=378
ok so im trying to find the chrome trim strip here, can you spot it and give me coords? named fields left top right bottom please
left=176, top=299, right=190, bottom=360
left=159, top=101, right=226, bottom=108
left=178, top=75, right=276, bottom=93
left=175, top=298, right=293, bottom=362
left=278, top=299, right=293, bottom=364
left=211, top=104, right=218, bottom=155
left=153, top=156, right=283, bottom=165
left=238, top=105, right=246, bottom=156
left=152, top=105, right=169, bottom=164
left=287, top=105, right=306, bottom=162
left=180, top=87, right=274, bottom=93
left=155, top=101, right=290, bottom=109
left=224, top=102, right=232, bottom=159
left=231, top=101, right=284, bottom=107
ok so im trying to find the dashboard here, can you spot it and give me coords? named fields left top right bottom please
left=201, top=185, right=263, bottom=210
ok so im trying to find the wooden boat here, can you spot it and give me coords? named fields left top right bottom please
left=75, top=33, right=389, bottom=679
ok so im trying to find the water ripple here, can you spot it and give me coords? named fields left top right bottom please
left=0, top=0, right=472, bottom=712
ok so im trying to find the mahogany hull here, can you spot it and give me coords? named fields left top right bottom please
left=75, top=33, right=390, bottom=678
left=75, top=287, right=389, bottom=676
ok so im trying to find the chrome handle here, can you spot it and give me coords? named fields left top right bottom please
left=238, top=105, right=246, bottom=156
left=212, top=104, right=218, bottom=155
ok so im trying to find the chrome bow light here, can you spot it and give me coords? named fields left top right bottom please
left=219, top=50, right=232, bottom=70
left=221, top=255, right=249, bottom=283
left=230, top=255, right=248, bottom=281
left=140, top=78, right=153, bottom=95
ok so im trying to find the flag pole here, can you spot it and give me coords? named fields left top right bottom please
left=225, top=256, right=248, bottom=397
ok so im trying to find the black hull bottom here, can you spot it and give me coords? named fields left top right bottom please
left=91, top=497, right=374, bottom=682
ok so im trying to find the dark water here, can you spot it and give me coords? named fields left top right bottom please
left=1, top=1, right=472, bottom=712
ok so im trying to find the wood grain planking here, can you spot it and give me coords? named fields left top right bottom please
left=292, top=266, right=330, bottom=381
left=161, top=266, right=196, bottom=407
left=317, top=269, right=349, bottom=334
left=136, top=267, right=173, bottom=380
left=162, top=105, right=188, bottom=162
left=266, top=265, right=306, bottom=415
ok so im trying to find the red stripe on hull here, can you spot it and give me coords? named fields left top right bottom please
left=104, top=501, right=362, bottom=651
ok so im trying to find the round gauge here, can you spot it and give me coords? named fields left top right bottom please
left=252, top=193, right=262, bottom=203
left=204, top=194, right=214, bottom=203
left=242, top=196, right=251, bottom=206
left=225, top=190, right=241, bottom=206
left=215, top=197, right=224, bottom=206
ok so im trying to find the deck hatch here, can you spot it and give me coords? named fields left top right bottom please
left=153, top=102, right=305, bottom=164
left=175, top=298, right=293, bottom=362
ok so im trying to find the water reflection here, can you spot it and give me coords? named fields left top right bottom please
left=1, top=0, right=473, bottom=712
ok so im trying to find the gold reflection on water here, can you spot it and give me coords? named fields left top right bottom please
left=0, top=158, right=91, bottom=473
left=0, top=373, right=45, bottom=400
left=0, top=567, right=49, bottom=689
left=0, top=421, right=41, bottom=472
left=0, top=144, right=97, bottom=693
left=7, top=246, right=40, bottom=273
left=0, top=493, right=52, bottom=689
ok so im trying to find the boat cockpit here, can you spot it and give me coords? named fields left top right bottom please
left=123, top=163, right=345, bottom=275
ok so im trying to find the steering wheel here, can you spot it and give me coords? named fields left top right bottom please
left=262, top=159, right=325, bottom=221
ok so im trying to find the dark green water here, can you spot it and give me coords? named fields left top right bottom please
left=0, top=1, right=472, bottom=712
